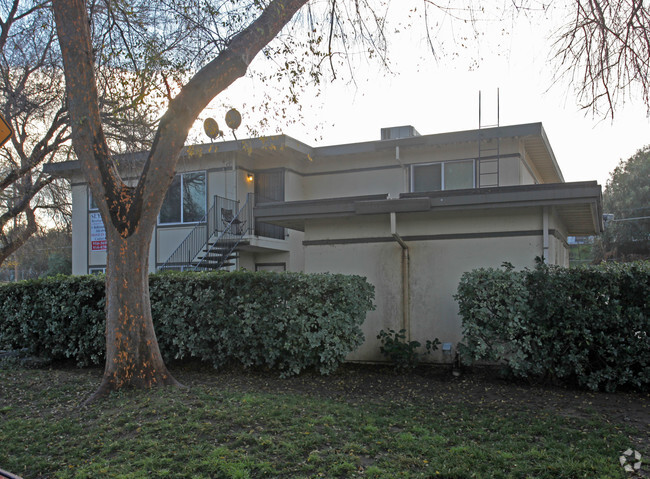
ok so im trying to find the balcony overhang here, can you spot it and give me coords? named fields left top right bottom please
left=254, top=181, right=603, bottom=236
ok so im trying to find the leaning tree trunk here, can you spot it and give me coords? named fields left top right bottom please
left=52, top=0, right=309, bottom=401
left=89, top=219, right=181, bottom=402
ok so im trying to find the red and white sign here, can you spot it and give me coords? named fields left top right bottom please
left=90, top=212, right=106, bottom=251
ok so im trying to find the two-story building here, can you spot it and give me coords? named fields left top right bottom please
left=48, top=122, right=603, bottom=362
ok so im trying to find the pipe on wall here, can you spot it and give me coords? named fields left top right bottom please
left=395, top=146, right=408, bottom=194
left=543, top=206, right=549, bottom=263
left=390, top=212, right=410, bottom=341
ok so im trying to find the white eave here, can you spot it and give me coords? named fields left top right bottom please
left=254, top=181, right=603, bottom=236
left=311, top=122, right=565, bottom=184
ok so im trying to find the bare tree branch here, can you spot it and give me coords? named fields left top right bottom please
left=553, top=0, right=650, bottom=117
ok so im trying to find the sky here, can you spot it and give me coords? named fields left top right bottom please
left=196, top=1, right=649, bottom=189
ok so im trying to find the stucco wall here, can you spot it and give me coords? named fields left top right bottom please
left=71, top=184, right=88, bottom=275
left=302, top=208, right=569, bottom=363
left=305, top=241, right=404, bottom=360
left=302, top=167, right=404, bottom=200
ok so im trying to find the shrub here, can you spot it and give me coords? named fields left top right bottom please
left=0, top=271, right=375, bottom=377
left=377, top=328, right=440, bottom=371
left=0, top=274, right=106, bottom=367
left=455, top=260, right=650, bottom=391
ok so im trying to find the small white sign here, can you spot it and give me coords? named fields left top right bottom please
left=90, top=212, right=106, bottom=251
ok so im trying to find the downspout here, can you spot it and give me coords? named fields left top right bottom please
left=390, top=212, right=410, bottom=341
left=542, top=206, right=549, bottom=263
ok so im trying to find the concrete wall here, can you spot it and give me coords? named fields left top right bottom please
left=303, top=207, right=570, bottom=363
left=305, top=240, right=404, bottom=360
left=302, top=167, right=404, bottom=200
left=499, top=157, right=520, bottom=186
left=71, top=184, right=88, bottom=275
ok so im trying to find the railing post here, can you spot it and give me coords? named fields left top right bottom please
left=248, top=192, right=254, bottom=235
left=213, top=195, right=218, bottom=233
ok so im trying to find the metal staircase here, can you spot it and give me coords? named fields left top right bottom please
left=158, top=194, right=253, bottom=272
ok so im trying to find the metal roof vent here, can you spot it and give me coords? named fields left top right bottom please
left=381, top=125, right=420, bottom=140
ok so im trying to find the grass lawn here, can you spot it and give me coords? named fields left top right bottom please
left=0, top=363, right=647, bottom=478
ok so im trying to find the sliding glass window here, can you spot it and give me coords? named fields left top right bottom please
left=411, top=160, right=475, bottom=192
left=159, top=171, right=206, bottom=224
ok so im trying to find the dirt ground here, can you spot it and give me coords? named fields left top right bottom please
left=177, top=362, right=650, bottom=473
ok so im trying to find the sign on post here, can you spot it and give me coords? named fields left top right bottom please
left=0, top=113, right=12, bottom=147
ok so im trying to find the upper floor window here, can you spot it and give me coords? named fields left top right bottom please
left=411, top=159, right=475, bottom=192
left=89, top=189, right=98, bottom=211
left=159, top=171, right=206, bottom=224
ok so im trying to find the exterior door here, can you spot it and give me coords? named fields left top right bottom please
left=254, top=169, right=285, bottom=239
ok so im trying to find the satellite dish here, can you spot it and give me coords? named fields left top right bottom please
left=225, top=108, right=242, bottom=130
left=203, top=118, right=221, bottom=139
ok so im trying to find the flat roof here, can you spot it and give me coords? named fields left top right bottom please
left=44, top=122, right=564, bottom=183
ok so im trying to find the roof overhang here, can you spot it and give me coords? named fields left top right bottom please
left=254, top=181, right=603, bottom=236
left=310, top=122, right=564, bottom=184
left=45, top=123, right=564, bottom=184
left=43, top=135, right=315, bottom=178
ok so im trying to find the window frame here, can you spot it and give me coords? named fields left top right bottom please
left=410, top=159, right=476, bottom=193
left=158, top=170, right=207, bottom=226
left=88, top=188, right=98, bottom=211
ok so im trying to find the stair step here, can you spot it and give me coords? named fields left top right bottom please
left=199, top=257, right=237, bottom=263
left=198, top=253, right=236, bottom=259
left=204, top=244, right=239, bottom=252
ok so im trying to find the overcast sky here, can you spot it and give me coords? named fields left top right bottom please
left=194, top=1, right=649, bottom=189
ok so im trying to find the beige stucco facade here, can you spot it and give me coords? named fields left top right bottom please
left=49, top=122, right=602, bottom=363
left=299, top=205, right=571, bottom=362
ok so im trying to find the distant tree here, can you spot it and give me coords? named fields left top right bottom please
left=594, top=146, right=650, bottom=262
left=0, top=1, right=69, bottom=266
left=0, top=225, right=71, bottom=280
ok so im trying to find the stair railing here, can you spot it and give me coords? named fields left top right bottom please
left=193, top=193, right=253, bottom=271
left=158, top=195, right=239, bottom=271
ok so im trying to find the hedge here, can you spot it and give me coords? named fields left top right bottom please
left=455, top=260, right=650, bottom=392
left=0, top=271, right=375, bottom=377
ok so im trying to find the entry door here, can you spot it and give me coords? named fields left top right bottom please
left=254, top=170, right=285, bottom=239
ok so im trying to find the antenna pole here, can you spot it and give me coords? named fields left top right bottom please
left=497, top=88, right=500, bottom=127
left=478, top=90, right=482, bottom=128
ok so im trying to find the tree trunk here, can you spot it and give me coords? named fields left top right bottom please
left=87, top=218, right=181, bottom=402
left=52, top=0, right=309, bottom=401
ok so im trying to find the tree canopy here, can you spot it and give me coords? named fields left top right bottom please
left=595, top=146, right=650, bottom=261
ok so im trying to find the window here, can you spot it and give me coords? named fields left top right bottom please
left=89, top=267, right=106, bottom=275
left=159, top=171, right=206, bottom=224
left=411, top=160, right=475, bottom=192
left=89, top=190, right=98, bottom=210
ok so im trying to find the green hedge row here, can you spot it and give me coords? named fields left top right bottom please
left=0, top=271, right=375, bottom=377
left=455, top=260, right=650, bottom=391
